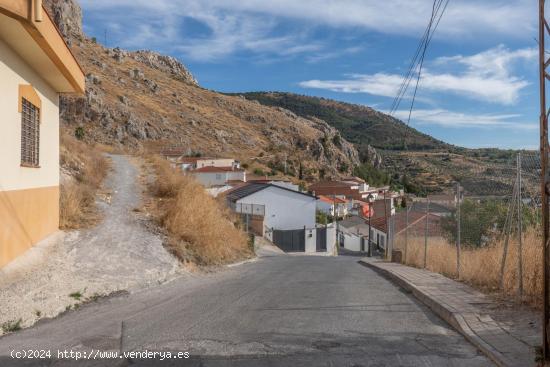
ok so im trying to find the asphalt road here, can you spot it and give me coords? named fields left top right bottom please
left=0, top=252, right=493, bottom=366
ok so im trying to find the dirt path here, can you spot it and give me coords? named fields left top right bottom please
left=0, top=155, right=181, bottom=332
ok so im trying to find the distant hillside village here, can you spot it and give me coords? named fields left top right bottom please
left=162, top=148, right=455, bottom=256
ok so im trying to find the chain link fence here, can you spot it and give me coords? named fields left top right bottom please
left=391, top=152, right=543, bottom=304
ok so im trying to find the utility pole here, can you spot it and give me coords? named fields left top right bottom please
left=333, top=194, right=339, bottom=250
left=384, top=190, right=389, bottom=259
left=517, top=153, right=524, bottom=299
left=405, top=203, right=409, bottom=263
left=456, top=182, right=461, bottom=279
left=540, top=0, right=550, bottom=360
left=424, top=197, right=429, bottom=268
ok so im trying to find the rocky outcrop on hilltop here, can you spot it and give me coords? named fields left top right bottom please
left=43, top=0, right=83, bottom=41
left=130, top=51, right=199, bottom=86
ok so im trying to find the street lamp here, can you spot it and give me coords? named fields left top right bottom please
left=366, top=194, right=375, bottom=257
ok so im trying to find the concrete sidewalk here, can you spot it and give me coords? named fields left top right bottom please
left=360, top=258, right=536, bottom=367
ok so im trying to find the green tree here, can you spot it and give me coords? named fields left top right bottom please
left=353, top=163, right=390, bottom=187
left=441, top=199, right=508, bottom=247
left=253, top=168, right=265, bottom=176
left=316, top=210, right=329, bottom=225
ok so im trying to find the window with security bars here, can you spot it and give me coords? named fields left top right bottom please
left=21, top=98, right=40, bottom=167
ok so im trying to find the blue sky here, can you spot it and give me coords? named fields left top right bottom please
left=80, top=0, right=540, bottom=150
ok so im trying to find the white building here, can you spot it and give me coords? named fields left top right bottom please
left=172, top=156, right=239, bottom=172
left=226, top=183, right=320, bottom=253
left=227, top=183, right=316, bottom=230
left=0, top=0, right=85, bottom=267
left=317, top=195, right=348, bottom=218
left=337, top=216, right=371, bottom=252
left=190, top=166, right=246, bottom=188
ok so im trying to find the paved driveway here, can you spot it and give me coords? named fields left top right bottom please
left=0, top=254, right=493, bottom=366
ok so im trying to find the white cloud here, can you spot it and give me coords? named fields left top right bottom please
left=300, top=73, right=403, bottom=97
left=81, top=0, right=535, bottom=38
left=299, top=46, right=536, bottom=105
left=391, top=109, right=537, bottom=129
left=79, top=0, right=535, bottom=61
left=306, top=46, right=363, bottom=63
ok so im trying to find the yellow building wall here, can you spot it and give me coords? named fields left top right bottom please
left=0, top=36, right=60, bottom=267
left=0, top=186, right=59, bottom=267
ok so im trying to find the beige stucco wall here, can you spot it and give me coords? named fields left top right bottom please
left=0, top=186, right=59, bottom=267
left=0, top=37, right=60, bottom=192
left=0, top=37, right=60, bottom=267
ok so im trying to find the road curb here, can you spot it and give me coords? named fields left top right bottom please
left=359, top=259, right=518, bottom=367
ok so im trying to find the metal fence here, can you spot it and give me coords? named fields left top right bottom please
left=230, top=202, right=265, bottom=216
left=390, top=152, right=542, bottom=302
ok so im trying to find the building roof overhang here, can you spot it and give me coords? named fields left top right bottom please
left=0, top=0, right=85, bottom=94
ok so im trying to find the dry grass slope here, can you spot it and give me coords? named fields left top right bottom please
left=395, top=230, right=542, bottom=307
left=148, top=157, right=252, bottom=265
left=59, top=132, right=110, bottom=229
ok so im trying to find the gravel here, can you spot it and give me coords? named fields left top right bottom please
left=0, top=155, right=181, bottom=333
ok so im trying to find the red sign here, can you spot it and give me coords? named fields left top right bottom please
left=361, top=203, right=373, bottom=218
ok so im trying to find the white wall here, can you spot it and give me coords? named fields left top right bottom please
left=0, top=39, right=59, bottom=192
left=237, top=186, right=316, bottom=230
left=370, top=227, right=387, bottom=250
left=339, top=231, right=362, bottom=252
left=305, top=228, right=316, bottom=253
left=192, top=172, right=226, bottom=187
left=326, top=223, right=337, bottom=255
left=227, top=171, right=246, bottom=182
left=192, top=170, right=245, bottom=188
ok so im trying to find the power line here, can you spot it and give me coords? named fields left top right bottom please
left=405, top=0, right=450, bottom=128
left=389, top=0, right=449, bottom=116
left=387, top=0, right=450, bottom=125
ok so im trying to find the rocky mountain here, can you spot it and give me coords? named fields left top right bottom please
left=235, top=92, right=450, bottom=154
left=234, top=92, right=531, bottom=196
left=43, top=0, right=360, bottom=180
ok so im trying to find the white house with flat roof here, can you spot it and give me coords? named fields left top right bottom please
left=0, top=0, right=85, bottom=267
left=191, top=166, right=246, bottom=188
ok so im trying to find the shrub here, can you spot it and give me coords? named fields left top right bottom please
left=2, top=319, right=22, bottom=333
left=74, top=126, right=85, bottom=140
left=59, top=132, right=109, bottom=229
left=253, top=168, right=265, bottom=176
left=149, top=157, right=251, bottom=265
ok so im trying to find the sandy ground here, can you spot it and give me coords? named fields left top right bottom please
left=0, top=155, right=182, bottom=333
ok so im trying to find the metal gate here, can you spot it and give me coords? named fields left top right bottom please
left=316, top=227, right=327, bottom=252
left=273, top=229, right=305, bottom=252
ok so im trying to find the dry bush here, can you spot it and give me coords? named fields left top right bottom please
left=59, top=132, right=109, bottom=229
left=395, top=229, right=543, bottom=307
left=148, top=156, right=251, bottom=265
